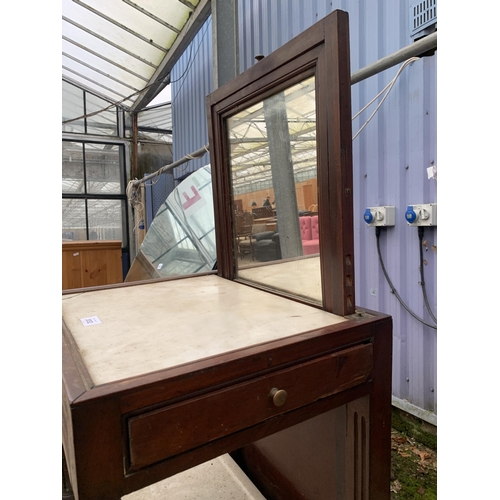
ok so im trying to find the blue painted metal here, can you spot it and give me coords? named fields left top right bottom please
left=170, top=16, right=213, bottom=182
left=171, top=0, right=437, bottom=419
left=145, top=172, right=175, bottom=228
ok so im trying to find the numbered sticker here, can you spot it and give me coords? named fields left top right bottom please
left=80, top=316, right=102, bottom=326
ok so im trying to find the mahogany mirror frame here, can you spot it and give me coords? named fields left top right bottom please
left=206, top=10, right=354, bottom=316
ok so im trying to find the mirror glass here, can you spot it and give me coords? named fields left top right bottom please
left=226, top=75, right=321, bottom=304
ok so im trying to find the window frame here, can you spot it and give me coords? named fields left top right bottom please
left=62, top=139, right=129, bottom=249
left=62, top=79, right=120, bottom=137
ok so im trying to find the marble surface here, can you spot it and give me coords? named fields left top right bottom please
left=62, top=274, right=345, bottom=385
left=238, top=255, right=322, bottom=303
left=122, top=454, right=266, bottom=500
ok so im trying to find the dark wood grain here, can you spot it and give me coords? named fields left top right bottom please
left=207, top=10, right=354, bottom=317
left=127, top=343, right=372, bottom=470
left=62, top=310, right=391, bottom=499
left=121, top=383, right=373, bottom=497
left=317, top=10, right=355, bottom=316
left=63, top=10, right=392, bottom=500
left=74, top=312, right=385, bottom=411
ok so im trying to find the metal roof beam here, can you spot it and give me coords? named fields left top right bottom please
left=130, top=0, right=211, bottom=111
left=63, top=36, right=150, bottom=82
left=62, top=16, right=158, bottom=69
left=63, top=71, right=131, bottom=102
left=212, top=0, right=239, bottom=88
left=122, top=0, right=181, bottom=34
left=177, top=0, right=197, bottom=9
left=63, top=53, right=141, bottom=92
left=73, top=0, right=168, bottom=53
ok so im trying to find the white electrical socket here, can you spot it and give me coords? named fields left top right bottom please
left=405, top=203, right=437, bottom=226
left=363, top=206, right=396, bottom=227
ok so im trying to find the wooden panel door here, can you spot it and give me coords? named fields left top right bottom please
left=62, top=240, right=123, bottom=290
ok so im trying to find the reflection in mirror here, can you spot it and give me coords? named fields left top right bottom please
left=227, top=76, right=322, bottom=304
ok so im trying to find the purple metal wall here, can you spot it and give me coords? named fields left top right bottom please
left=171, top=0, right=437, bottom=421
left=170, top=17, right=213, bottom=182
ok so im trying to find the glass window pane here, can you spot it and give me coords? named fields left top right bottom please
left=85, top=143, right=122, bottom=194
left=62, top=198, right=87, bottom=240
left=62, top=142, right=84, bottom=193
left=62, top=81, right=85, bottom=134
left=87, top=199, right=124, bottom=242
left=127, top=165, right=216, bottom=280
left=142, top=208, right=207, bottom=276
left=86, top=92, right=118, bottom=136
left=227, top=76, right=321, bottom=304
left=170, top=166, right=217, bottom=258
left=124, top=111, right=133, bottom=138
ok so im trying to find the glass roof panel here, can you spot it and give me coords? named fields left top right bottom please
left=63, top=21, right=159, bottom=77
left=62, top=81, right=86, bottom=133
left=62, top=39, right=147, bottom=92
left=138, top=103, right=172, bottom=131
left=78, top=0, right=178, bottom=50
left=63, top=0, right=165, bottom=66
left=62, top=0, right=208, bottom=110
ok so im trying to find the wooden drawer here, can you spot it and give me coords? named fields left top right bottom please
left=127, top=342, right=373, bottom=470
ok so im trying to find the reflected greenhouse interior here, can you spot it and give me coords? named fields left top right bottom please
left=226, top=76, right=322, bottom=305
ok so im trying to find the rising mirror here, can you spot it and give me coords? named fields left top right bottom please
left=226, top=76, right=321, bottom=304
left=207, top=10, right=354, bottom=315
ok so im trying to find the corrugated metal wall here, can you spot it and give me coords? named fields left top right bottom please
left=170, top=16, right=213, bottom=181
left=171, top=0, right=437, bottom=420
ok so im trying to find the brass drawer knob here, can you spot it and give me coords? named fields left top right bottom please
left=269, top=387, right=288, bottom=407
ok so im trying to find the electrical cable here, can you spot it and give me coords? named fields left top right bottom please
left=375, top=226, right=437, bottom=330
left=126, top=179, right=142, bottom=209
left=126, top=179, right=145, bottom=235
left=352, top=57, right=420, bottom=140
left=352, top=80, right=393, bottom=121
left=417, top=227, right=437, bottom=324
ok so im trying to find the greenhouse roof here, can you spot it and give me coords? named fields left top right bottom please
left=62, top=0, right=210, bottom=111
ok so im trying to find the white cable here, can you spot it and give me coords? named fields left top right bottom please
left=352, top=80, right=393, bottom=121
left=352, top=57, right=420, bottom=141
left=126, top=180, right=145, bottom=235
left=128, top=59, right=418, bottom=206
left=126, top=179, right=143, bottom=210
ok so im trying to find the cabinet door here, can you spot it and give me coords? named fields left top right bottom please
left=62, top=247, right=83, bottom=290
left=62, top=241, right=123, bottom=289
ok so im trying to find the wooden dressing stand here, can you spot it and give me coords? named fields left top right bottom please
left=63, top=10, right=392, bottom=499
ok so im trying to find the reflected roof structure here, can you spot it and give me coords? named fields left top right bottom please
left=62, top=0, right=210, bottom=111
left=227, top=76, right=318, bottom=193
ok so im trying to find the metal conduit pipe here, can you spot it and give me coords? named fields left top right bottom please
left=132, top=145, right=209, bottom=187
left=351, top=31, right=437, bottom=85
left=132, top=32, right=437, bottom=188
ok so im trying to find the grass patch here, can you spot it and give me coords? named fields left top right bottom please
left=391, top=429, right=437, bottom=499
left=391, top=407, right=437, bottom=451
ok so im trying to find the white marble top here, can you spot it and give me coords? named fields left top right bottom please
left=238, top=256, right=322, bottom=303
left=62, top=274, right=346, bottom=385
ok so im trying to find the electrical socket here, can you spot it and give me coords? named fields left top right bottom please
left=405, top=203, right=437, bottom=226
left=363, top=206, right=396, bottom=227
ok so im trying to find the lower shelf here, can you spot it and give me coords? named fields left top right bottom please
left=122, top=454, right=266, bottom=500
